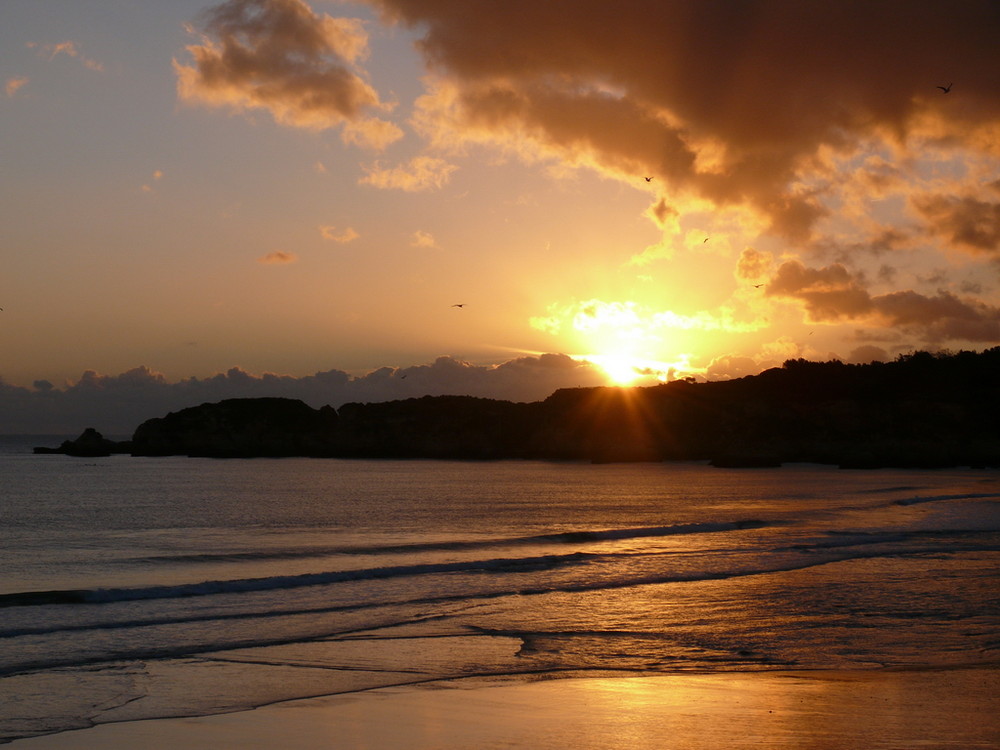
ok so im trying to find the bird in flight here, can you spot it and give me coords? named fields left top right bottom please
left=451, top=304, right=465, bottom=308
left=753, top=283, right=764, bottom=288
left=644, top=176, right=653, bottom=182
left=937, top=82, right=953, bottom=94
left=703, top=237, right=710, bottom=243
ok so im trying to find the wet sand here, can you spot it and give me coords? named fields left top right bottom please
left=12, top=667, right=999, bottom=750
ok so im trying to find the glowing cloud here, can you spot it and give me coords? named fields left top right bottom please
left=141, top=170, right=164, bottom=193
left=319, top=225, right=359, bottom=243
left=174, top=0, right=387, bottom=130
left=359, top=155, right=457, bottom=191
left=340, top=117, right=405, bottom=150
left=410, top=230, right=437, bottom=248
left=27, top=40, right=104, bottom=71
left=5, top=77, right=28, bottom=97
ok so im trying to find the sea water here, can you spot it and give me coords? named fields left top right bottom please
left=1, top=436, right=998, bottom=744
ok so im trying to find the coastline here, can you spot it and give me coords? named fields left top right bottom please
left=12, top=666, right=999, bottom=750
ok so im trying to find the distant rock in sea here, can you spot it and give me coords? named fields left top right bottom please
left=34, top=428, right=131, bottom=457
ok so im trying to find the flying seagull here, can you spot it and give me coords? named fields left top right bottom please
left=937, top=82, right=953, bottom=94
left=703, top=237, right=710, bottom=243
left=644, top=176, right=653, bottom=182
left=753, top=283, right=764, bottom=288
left=451, top=303, right=465, bottom=308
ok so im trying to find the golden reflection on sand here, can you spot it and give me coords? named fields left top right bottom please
left=18, top=668, right=998, bottom=750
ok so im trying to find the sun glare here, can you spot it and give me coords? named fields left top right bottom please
left=594, top=354, right=643, bottom=385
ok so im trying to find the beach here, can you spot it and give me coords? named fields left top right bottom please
left=13, top=667, right=999, bottom=749
left=3, top=451, right=998, bottom=747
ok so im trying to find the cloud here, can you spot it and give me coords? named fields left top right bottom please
left=913, top=194, right=1000, bottom=256
left=340, top=117, right=405, bottom=150
left=174, top=0, right=387, bottom=130
left=5, top=77, right=28, bottom=97
left=257, top=250, right=298, bottom=264
left=644, top=199, right=680, bottom=232
left=359, top=155, right=457, bottom=191
left=768, top=258, right=1000, bottom=343
left=410, top=230, right=437, bottom=248
left=735, top=247, right=773, bottom=284
left=704, top=354, right=767, bottom=381
left=319, top=225, right=359, bottom=243
left=371, top=0, right=1000, bottom=243
left=27, top=40, right=104, bottom=71
left=846, top=345, right=890, bottom=364
left=533, top=298, right=766, bottom=342
left=0, top=355, right=611, bottom=434
left=767, top=260, right=874, bottom=322
left=141, top=170, right=164, bottom=193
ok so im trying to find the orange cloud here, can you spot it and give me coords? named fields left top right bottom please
left=257, top=251, right=298, bottom=264
left=27, top=40, right=104, bottom=71
left=411, top=230, right=437, bottom=248
left=735, top=247, right=773, bottom=284
left=319, top=225, right=359, bottom=243
left=5, top=77, right=28, bottom=97
left=359, top=155, right=457, bottom=191
left=340, top=117, right=404, bottom=150
left=175, top=0, right=387, bottom=131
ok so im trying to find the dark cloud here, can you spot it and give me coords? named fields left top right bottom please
left=768, top=259, right=1000, bottom=344
left=646, top=198, right=679, bottom=230
left=876, top=290, right=1000, bottom=342
left=846, top=345, right=890, bottom=364
left=0, top=355, right=609, bottom=434
left=372, top=0, right=1000, bottom=238
left=913, top=194, right=1000, bottom=256
left=767, top=260, right=873, bottom=321
left=257, top=250, right=298, bottom=264
left=175, top=0, right=387, bottom=130
left=735, top=247, right=771, bottom=282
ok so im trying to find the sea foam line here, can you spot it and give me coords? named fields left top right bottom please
left=137, top=519, right=773, bottom=564
left=0, top=551, right=599, bottom=609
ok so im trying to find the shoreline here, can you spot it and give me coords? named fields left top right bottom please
left=11, top=665, right=1000, bottom=749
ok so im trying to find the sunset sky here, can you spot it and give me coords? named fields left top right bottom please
left=3, top=0, right=1000, bottom=430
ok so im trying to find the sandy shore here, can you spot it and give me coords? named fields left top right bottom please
left=12, top=667, right=999, bottom=750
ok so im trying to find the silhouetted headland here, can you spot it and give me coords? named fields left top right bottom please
left=36, top=349, right=1000, bottom=468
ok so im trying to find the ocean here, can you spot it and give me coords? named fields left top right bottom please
left=1, top=435, right=998, bottom=745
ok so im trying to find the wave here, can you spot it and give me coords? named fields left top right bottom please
left=3, top=533, right=998, bottom=664
left=137, top=519, right=774, bottom=565
left=5, top=537, right=997, bottom=676
left=0, top=551, right=600, bottom=609
left=893, top=491, right=1000, bottom=506
left=4, top=519, right=994, bottom=614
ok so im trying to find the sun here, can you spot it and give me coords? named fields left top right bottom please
left=591, top=353, right=644, bottom=386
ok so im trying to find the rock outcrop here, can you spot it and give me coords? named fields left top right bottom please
left=33, top=428, right=130, bottom=457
